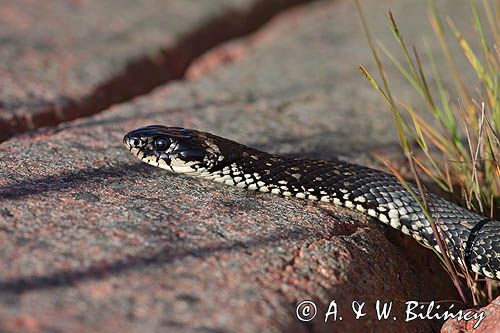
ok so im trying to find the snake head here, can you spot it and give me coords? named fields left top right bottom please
left=123, top=125, right=220, bottom=174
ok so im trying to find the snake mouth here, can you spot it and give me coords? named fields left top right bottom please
left=123, top=136, right=132, bottom=151
left=122, top=133, right=159, bottom=162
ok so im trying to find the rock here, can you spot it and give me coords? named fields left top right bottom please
left=441, top=297, right=500, bottom=333
left=0, top=0, right=315, bottom=142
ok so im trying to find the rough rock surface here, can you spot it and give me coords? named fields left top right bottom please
left=0, top=0, right=495, bottom=332
left=0, top=0, right=314, bottom=142
left=441, top=297, right=500, bottom=333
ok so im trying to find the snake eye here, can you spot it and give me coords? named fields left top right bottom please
left=154, top=138, right=169, bottom=151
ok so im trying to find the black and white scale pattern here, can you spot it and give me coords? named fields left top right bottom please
left=124, top=125, right=500, bottom=280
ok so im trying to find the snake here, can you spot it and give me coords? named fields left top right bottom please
left=123, top=125, right=499, bottom=280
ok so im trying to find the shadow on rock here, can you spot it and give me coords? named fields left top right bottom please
left=0, top=230, right=314, bottom=294
left=0, top=162, right=159, bottom=200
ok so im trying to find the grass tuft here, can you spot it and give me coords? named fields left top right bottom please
left=354, top=0, right=499, bottom=306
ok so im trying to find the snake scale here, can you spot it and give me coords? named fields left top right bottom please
left=124, top=125, right=499, bottom=280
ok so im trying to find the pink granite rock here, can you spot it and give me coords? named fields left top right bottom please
left=0, top=0, right=314, bottom=142
left=441, top=297, right=499, bottom=333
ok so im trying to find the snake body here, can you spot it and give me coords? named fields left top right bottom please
left=124, top=125, right=500, bottom=280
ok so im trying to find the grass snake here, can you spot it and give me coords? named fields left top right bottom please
left=124, top=125, right=499, bottom=280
